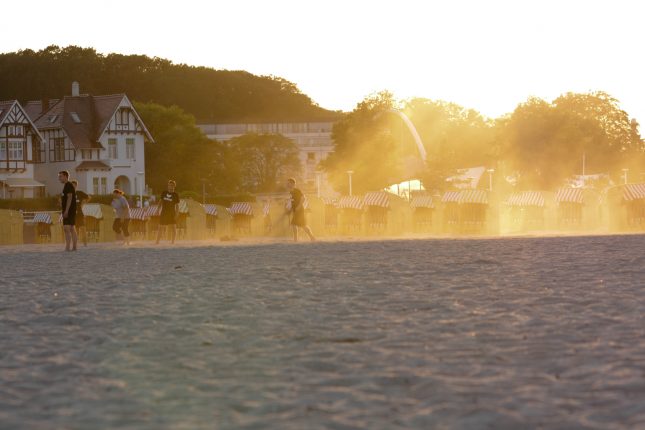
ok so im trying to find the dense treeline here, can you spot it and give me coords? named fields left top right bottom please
left=323, top=91, right=645, bottom=193
left=0, top=46, right=340, bottom=122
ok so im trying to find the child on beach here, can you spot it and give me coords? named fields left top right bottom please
left=156, top=180, right=180, bottom=245
left=286, top=178, right=315, bottom=242
left=58, top=170, right=78, bottom=251
left=111, top=189, right=131, bottom=245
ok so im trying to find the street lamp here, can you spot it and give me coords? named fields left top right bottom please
left=346, top=170, right=354, bottom=196
left=622, top=168, right=629, bottom=185
left=136, top=171, right=144, bottom=208
left=487, top=168, right=495, bottom=191
left=315, top=170, right=323, bottom=198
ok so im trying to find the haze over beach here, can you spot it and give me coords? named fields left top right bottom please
left=1, top=0, right=645, bottom=429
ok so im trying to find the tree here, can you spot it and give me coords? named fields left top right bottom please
left=403, top=98, right=497, bottom=192
left=226, top=133, right=301, bottom=193
left=498, top=92, right=644, bottom=189
left=133, top=102, right=230, bottom=195
left=322, top=91, right=405, bottom=194
left=0, top=45, right=341, bottom=122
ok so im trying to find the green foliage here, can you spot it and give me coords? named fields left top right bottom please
left=324, top=90, right=643, bottom=194
left=0, top=45, right=341, bottom=122
left=225, top=133, right=302, bottom=193
left=324, top=92, right=496, bottom=194
left=133, top=101, right=232, bottom=196
left=322, top=91, right=404, bottom=193
left=498, top=92, right=644, bottom=189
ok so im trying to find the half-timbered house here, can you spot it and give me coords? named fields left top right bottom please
left=0, top=100, right=46, bottom=198
left=26, top=82, right=154, bottom=197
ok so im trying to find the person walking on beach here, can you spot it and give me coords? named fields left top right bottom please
left=71, top=180, right=90, bottom=247
left=111, top=189, right=131, bottom=245
left=156, top=180, right=180, bottom=245
left=286, top=178, right=315, bottom=242
left=58, top=170, right=78, bottom=251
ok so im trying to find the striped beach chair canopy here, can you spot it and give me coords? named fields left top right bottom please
left=556, top=188, right=584, bottom=204
left=146, top=205, right=162, bottom=217
left=363, top=192, right=390, bottom=208
left=337, top=195, right=364, bottom=210
left=178, top=200, right=189, bottom=214
left=228, top=202, right=253, bottom=216
left=507, top=191, right=545, bottom=207
left=82, top=204, right=103, bottom=219
left=623, top=184, right=645, bottom=201
left=32, top=212, right=53, bottom=224
left=458, top=189, right=488, bottom=205
left=129, top=207, right=149, bottom=221
left=441, top=191, right=461, bottom=203
left=263, top=201, right=271, bottom=216
left=320, top=197, right=338, bottom=206
left=203, top=204, right=218, bottom=216
left=410, top=195, right=435, bottom=209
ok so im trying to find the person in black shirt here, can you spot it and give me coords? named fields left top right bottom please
left=156, top=180, right=180, bottom=244
left=58, top=170, right=78, bottom=251
left=71, top=180, right=90, bottom=247
left=286, top=178, right=315, bottom=242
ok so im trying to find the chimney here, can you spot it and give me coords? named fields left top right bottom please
left=41, top=98, right=49, bottom=113
left=72, top=81, right=80, bottom=97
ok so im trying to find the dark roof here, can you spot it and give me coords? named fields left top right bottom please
left=0, top=100, right=14, bottom=124
left=23, top=100, right=59, bottom=122
left=33, top=94, right=126, bottom=149
left=75, top=160, right=111, bottom=170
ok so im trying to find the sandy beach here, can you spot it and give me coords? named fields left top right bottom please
left=1, top=235, right=644, bottom=429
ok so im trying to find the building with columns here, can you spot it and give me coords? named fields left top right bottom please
left=24, top=82, right=154, bottom=197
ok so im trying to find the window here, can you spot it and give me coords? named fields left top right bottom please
left=33, top=140, right=44, bottom=163
left=51, top=138, right=66, bottom=161
left=108, top=138, right=118, bottom=159
left=49, top=115, right=58, bottom=123
left=93, top=177, right=99, bottom=195
left=126, top=138, right=135, bottom=159
left=116, top=109, right=129, bottom=126
left=9, top=141, right=23, bottom=160
left=100, top=178, right=107, bottom=194
left=0, top=142, right=5, bottom=160
left=70, top=112, right=81, bottom=123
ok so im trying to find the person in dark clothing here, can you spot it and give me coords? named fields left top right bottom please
left=156, top=180, right=180, bottom=244
left=71, top=180, right=90, bottom=246
left=286, top=178, right=315, bottom=242
left=58, top=170, right=77, bottom=251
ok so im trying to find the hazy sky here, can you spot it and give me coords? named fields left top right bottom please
left=2, top=0, right=644, bottom=123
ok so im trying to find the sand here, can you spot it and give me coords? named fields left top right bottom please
left=1, top=235, right=644, bottom=429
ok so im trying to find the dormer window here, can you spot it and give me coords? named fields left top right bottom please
left=49, top=115, right=58, bottom=123
left=70, top=112, right=81, bottom=123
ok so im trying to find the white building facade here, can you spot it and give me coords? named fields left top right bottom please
left=25, top=83, right=153, bottom=197
left=0, top=100, right=46, bottom=199
left=198, top=121, right=335, bottom=193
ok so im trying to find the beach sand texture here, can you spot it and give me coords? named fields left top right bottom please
left=1, top=235, right=644, bottom=429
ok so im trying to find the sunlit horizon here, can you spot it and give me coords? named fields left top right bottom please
left=2, top=0, right=645, bottom=123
